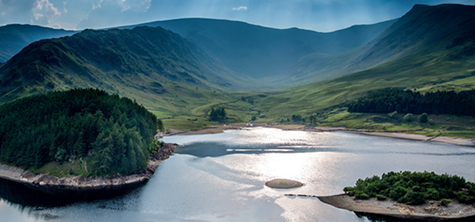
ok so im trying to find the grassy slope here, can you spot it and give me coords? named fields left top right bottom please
left=251, top=41, right=475, bottom=138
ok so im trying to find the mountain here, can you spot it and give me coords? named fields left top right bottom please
left=348, top=4, right=475, bottom=70
left=257, top=4, right=475, bottom=118
left=0, top=26, right=256, bottom=114
left=0, top=24, right=76, bottom=63
left=120, top=18, right=396, bottom=84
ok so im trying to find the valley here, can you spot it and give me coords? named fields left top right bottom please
left=0, top=4, right=474, bottom=138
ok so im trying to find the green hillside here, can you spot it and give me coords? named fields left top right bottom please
left=0, top=26, right=261, bottom=119
left=0, top=24, right=76, bottom=63
left=121, top=18, right=396, bottom=88
left=256, top=4, right=475, bottom=118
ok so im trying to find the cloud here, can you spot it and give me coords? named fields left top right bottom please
left=232, top=6, right=247, bottom=11
left=32, top=0, right=61, bottom=25
left=63, top=1, right=67, bottom=13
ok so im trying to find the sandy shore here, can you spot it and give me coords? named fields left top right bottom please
left=317, top=194, right=475, bottom=221
left=162, top=124, right=475, bottom=147
left=0, top=143, right=177, bottom=192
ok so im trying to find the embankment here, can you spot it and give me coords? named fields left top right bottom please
left=317, top=194, right=475, bottom=221
left=0, top=143, right=177, bottom=192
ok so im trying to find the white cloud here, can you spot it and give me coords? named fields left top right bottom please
left=232, top=6, right=248, bottom=11
left=63, top=1, right=67, bottom=13
left=33, top=0, right=61, bottom=25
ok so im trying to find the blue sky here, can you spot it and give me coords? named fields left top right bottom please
left=0, top=0, right=474, bottom=32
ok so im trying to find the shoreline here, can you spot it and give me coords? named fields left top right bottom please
left=162, top=124, right=475, bottom=147
left=0, top=143, right=177, bottom=192
left=317, top=194, right=475, bottom=221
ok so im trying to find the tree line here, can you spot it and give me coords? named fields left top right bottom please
left=344, top=171, right=475, bottom=205
left=347, top=88, right=475, bottom=117
left=0, top=88, right=163, bottom=175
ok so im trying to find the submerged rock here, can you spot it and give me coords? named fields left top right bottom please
left=265, top=179, right=303, bottom=189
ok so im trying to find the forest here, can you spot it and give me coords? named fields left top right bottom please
left=0, top=88, right=163, bottom=175
left=347, top=89, right=475, bottom=117
left=344, top=171, right=475, bottom=205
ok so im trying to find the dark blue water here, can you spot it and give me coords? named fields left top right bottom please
left=1, top=127, right=474, bottom=221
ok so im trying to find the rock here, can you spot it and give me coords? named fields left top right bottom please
left=265, top=179, right=303, bottom=189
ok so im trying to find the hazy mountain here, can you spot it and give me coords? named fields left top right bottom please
left=0, top=24, right=76, bottom=63
left=120, top=18, right=396, bottom=80
left=258, top=4, right=475, bottom=117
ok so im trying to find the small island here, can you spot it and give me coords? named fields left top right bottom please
left=0, top=89, right=175, bottom=192
left=266, top=178, right=303, bottom=189
left=318, top=171, right=475, bottom=221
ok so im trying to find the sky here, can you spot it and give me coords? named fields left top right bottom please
left=0, top=0, right=475, bottom=32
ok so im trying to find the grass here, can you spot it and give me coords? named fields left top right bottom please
left=30, top=158, right=91, bottom=177
left=311, top=108, right=475, bottom=139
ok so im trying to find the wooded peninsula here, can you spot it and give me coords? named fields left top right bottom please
left=0, top=88, right=164, bottom=176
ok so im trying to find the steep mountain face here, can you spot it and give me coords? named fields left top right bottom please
left=0, top=24, right=76, bottom=63
left=121, top=18, right=396, bottom=80
left=0, top=26, right=255, bottom=106
left=349, top=4, right=475, bottom=70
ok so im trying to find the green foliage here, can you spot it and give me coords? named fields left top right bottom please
left=441, top=198, right=452, bottom=206
left=388, top=111, right=398, bottom=119
left=355, top=191, right=369, bottom=200
left=291, top=114, right=303, bottom=123
left=418, top=113, right=429, bottom=123
left=0, top=88, right=163, bottom=176
left=344, top=171, right=475, bottom=205
left=149, top=140, right=164, bottom=155
left=403, top=113, right=414, bottom=122
left=348, top=89, right=475, bottom=117
left=344, top=187, right=355, bottom=196
left=209, top=107, right=227, bottom=122
left=376, top=194, right=387, bottom=201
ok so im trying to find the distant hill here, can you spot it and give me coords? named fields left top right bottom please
left=257, top=4, right=475, bottom=118
left=119, top=18, right=396, bottom=83
left=0, top=24, right=76, bottom=63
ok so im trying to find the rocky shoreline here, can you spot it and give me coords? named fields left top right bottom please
left=0, top=143, right=177, bottom=192
left=317, top=194, right=475, bottom=221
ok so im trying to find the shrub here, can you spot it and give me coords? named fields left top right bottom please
left=403, top=113, right=413, bottom=122
left=441, top=198, right=452, bottom=206
left=388, top=111, right=398, bottom=119
left=389, top=186, right=407, bottom=200
left=456, top=191, right=474, bottom=203
left=344, top=187, right=355, bottom=195
left=427, top=188, right=440, bottom=200
left=418, top=113, right=428, bottom=123
left=399, top=190, right=425, bottom=205
left=376, top=194, right=387, bottom=201
left=355, top=191, right=369, bottom=200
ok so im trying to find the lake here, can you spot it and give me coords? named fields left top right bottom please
left=1, top=127, right=474, bottom=222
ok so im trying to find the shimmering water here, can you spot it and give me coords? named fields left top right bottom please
left=1, top=127, right=474, bottom=222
